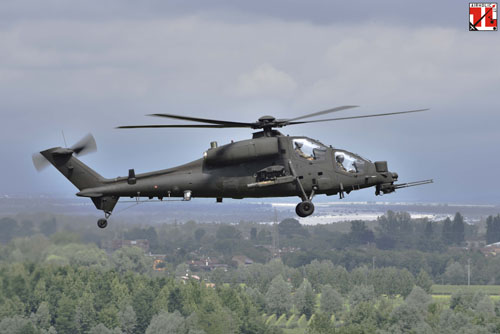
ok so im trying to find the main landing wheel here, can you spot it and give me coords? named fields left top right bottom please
left=296, top=201, right=314, bottom=217
left=97, top=218, right=108, bottom=229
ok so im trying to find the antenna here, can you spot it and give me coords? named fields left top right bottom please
left=61, top=130, right=68, bottom=147
left=273, top=207, right=280, bottom=258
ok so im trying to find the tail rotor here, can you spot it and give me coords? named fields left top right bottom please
left=32, top=133, right=98, bottom=172
left=70, top=133, right=97, bottom=156
left=32, top=152, right=50, bottom=171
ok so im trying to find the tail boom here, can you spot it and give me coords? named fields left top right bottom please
left=40, top=147, right=118, bottom=213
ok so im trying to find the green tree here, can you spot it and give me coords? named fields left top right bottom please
left=0, top=297, right=25, bottom=319
left=450, top=289, right=476, bottom=311
left=294, top=279, right=316, bottom=318
left=250, top=228, right=257, bottom=241
left=110, top=277, right=131, bottom=310
left=343, top=301, right=378, bottom=332
left=438, top=309, right=474, bottom=333
left=265, top=275, right=292, bottom=316
left=441, top=217, right=453, bottom=245
left=320, top=285, right=343, bottom=316
left=19, top=220, right=34, bottom=237
left=349, top=285, right=375, bottom=308
left=32, top=301, right=51, bottom=330
left=168, top=287, right=185, bottom=315
left=395, top=268, right=416, bottom=298
left=88, top=323, right=123, bottom=334
left=74, top=291, right=97, bottom=333
left=475, top=295, right=495, bottom=324
left=216, top=225, right=241, bottom=240
left=194, top=228, right=206, bottom=242
left=486, top=215, right=500, bottom=244
left=424, top=221, right=433, bottom=238
left=415, top=269, right=433, bottom=293
left=111, top=246, right=152, bottom=274
left=133, top=283, right=156, bottom=333
left=349, top=221, right=374, bottom=245
left=405, top=286, right=432, bottom=308
left=245, top=287, right=266, bottom=312
left=0, top=217, right=19, bottom=243
left=278, top=218, right=309, bottom=239
left=452, top=213, right=465, bottom=245
left=55, top=293, right=77, bottom=333
left=444, top=262, right=465, bottom=285
left=146, top=311, right=186, bottom=334
left=306, top=312, right=335, bottom=334
left=257, top=229, right=272, bottom=244
left=304, top=260, right=335, bottom=290
left=377, top=211, right=413, bottom=248
left=387, top=302, right=429, bottom=333
left=40, top=218, right=57, bottom=236
left=0, top=315, right=36, bottom=334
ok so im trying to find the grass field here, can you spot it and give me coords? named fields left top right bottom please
left=432, top=284, right=500, bottom=295
left=283, top=329, right=305, bottom=334
left=283, top=329, right=304, bottom=334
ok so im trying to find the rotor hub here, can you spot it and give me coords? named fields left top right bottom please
left=258, top=115, right=276, bottom=123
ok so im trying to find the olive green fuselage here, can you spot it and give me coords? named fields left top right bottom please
left=75, top=134, right=395, bottom=202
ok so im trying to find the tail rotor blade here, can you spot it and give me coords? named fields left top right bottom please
left=32, top=153, right=50, bottom=172
left=71, top=133, right=97, bottom=156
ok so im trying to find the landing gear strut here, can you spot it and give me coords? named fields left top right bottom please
left=97, top=211, right=112, bottom=229
left=288, top=160, right=316, bottom=218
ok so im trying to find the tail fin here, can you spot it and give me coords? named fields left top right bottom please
left=40, top=147, right=106, bottom=190
left=34, top=134, right=120, bottom=215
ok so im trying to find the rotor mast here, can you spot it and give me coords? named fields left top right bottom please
left=257, top=115, right=277, bottom=137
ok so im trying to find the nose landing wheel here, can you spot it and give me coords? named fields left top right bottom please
left=296, top=201, right=314, bottom=217
left=97, top=218, right=108, bottom=229
left=97, top=211, right=111, bottom=229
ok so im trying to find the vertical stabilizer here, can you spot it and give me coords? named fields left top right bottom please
left=40, top=148, right=105, bottom=190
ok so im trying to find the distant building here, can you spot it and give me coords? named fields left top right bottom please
left=232, top=255, right=254, bottom=266
left=153, top=259, right=167, bottom=271
left=466, top=240, right=486, bottom=250
left=481, top=242, right=500, bottom=257
left=187, top=258, right=228, bottom=271
left=101, top=239, right=150, bottom=253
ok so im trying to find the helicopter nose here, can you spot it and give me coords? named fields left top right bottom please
left=392, top=172, right=398, bottom=181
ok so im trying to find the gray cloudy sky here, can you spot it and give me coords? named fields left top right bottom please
left=1, top=0, right=499, bottom=204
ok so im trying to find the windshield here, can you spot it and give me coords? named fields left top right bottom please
left=334, top=151, right=366, bottom=173
left=293, top=138, right=327, bottom=161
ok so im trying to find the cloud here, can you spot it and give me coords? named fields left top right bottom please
left=235, top=63, right=297, bottom=97
left=0, top=0, right=465, bottom=27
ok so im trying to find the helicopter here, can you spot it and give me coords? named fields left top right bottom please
left=32, top=105, right=433, bottom=229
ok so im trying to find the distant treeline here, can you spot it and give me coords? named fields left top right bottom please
left=2, top=211, right=500, bottom=285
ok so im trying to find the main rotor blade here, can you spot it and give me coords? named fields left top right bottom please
left=286, top=105, right=359, bottom=122
left=117, top=124, right=248, bottom=129
left=148, top=113, right=254, bottom=127
left=288, top=108, right=429, bottom=125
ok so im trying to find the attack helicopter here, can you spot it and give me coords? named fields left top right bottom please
left=33, top=105, right=432, bottom=228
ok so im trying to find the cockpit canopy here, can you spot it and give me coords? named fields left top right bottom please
left=292, top=137, right=369, bottom=174
left=292, top=138, right=327, bottom=161
left=334, top=150, right=368, bottom=173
